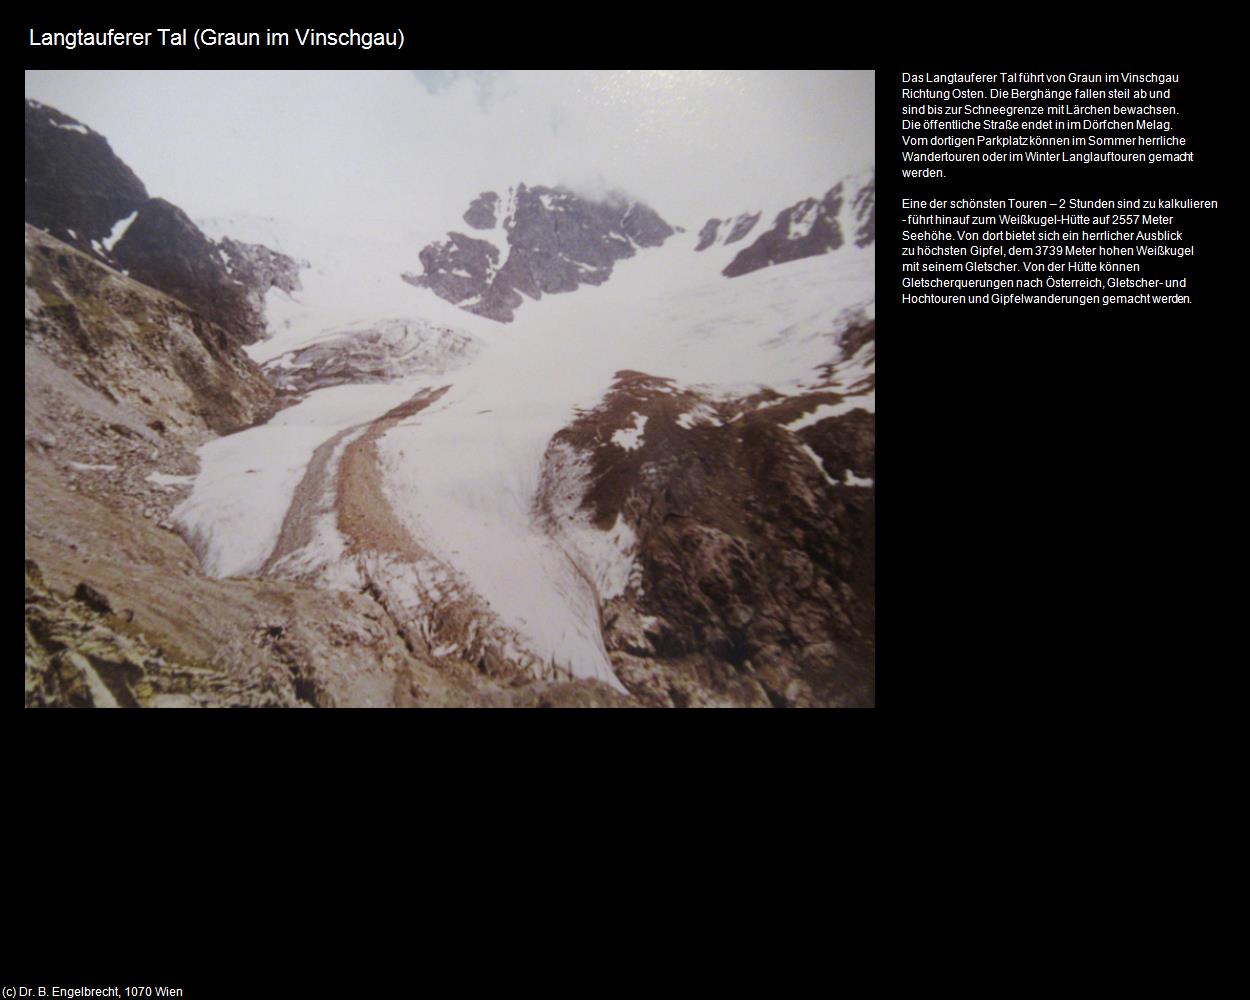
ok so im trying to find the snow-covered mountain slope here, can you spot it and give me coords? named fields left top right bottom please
left=171, top=209, right=874, bottom=691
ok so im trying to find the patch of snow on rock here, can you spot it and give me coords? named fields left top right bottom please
left=676, top=403, right=722, bottom=429
left=611, top=414, right=647, bottom=451
left=788, top=201, right=820, bottom=240
left=102, top=211, right=138, bottom=252
left=146, top=472, right=197, bottom=487
left=798, top=444, right=839, bottom=487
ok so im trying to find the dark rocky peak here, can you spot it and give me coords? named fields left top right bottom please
left=463, top=191, right=500, bottom=229
left=695, top=218, right=723, bottom=251
left=508, top=184, right=646, bottom=263
left=723, top=174, right=874, bottom=278
left=725, top=212, right=762, bottom=245
left=620, top=199, right=675, bottom=247
left=24, top=99, right=148, bottom=258
left=723, top=184, right=844, bottom=278
left=25, top=100, right=303, bottom=346
left=111, top=199, right=265, bottom=346
left=410, top=183, right=675, bottom=322
left=694, top=211, right=761, bottom=251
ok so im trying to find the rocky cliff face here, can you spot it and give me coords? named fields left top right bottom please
left=407, top=183, right=675, bottom=322
left=24, top=99, right=148, bottom=258
left=408, top=231, right=502, bottom=309
left=722, top=175, right=875, bottom=277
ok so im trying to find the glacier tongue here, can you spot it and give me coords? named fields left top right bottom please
left=173, top=379, right=432, bottom=578
left=174, top=212, right=873, bottom=690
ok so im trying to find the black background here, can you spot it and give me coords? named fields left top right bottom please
left=17, top=13, right=1235, bottom=988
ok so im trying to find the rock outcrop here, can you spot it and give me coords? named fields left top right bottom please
left=723, top=184, right=847, bottom=277
left=722, top=175, right=874, bottom=277
left=218, top=236, right=307, bottom=320
left=407, top=183, right=675, bottom=322
left=405, top=231, right=501, bottom=310
left=694, top=212, right=761, bottom=251
left=462, top=191, right=499, bottom=229
left=25, top=557, right=297, bottom=708
left=695, top=219, right=721, bottom=252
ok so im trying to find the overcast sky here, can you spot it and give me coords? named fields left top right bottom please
left=24, top=70, right=874, bottom=241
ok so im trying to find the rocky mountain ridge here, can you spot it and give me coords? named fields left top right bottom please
left=406, top=183, right=675, bottom=322
left=719, top=175, right=875, bottom=278
left=409, top=173, right=876, bottom=322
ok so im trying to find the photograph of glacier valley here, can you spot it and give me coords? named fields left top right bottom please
left=24, top=70, right=875, bottom=708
